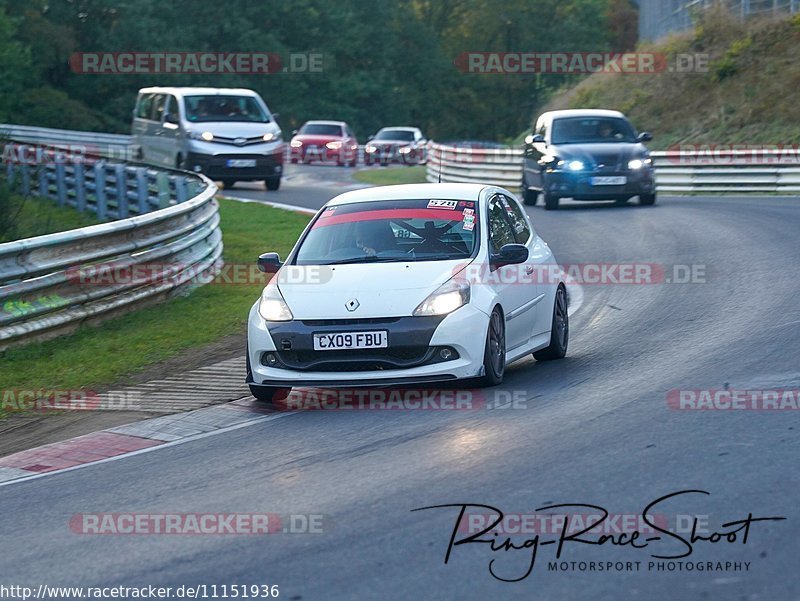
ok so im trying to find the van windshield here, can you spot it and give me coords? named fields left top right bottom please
left=184, top=95, right=270, bottom=123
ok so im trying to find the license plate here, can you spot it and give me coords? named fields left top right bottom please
left=313, top=331, right=388, bottom=351
left=590, top=176, right=626, bottom=185
left=226, top=159, right=256, bottom=168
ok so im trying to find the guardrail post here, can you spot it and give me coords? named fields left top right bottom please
left=74, top=162, right=86, bottom=212
left=20, top=163, right=30, bottom=196
left=174, top=175, right=188, bottom=203
left=156, top=172, right=171, bottom=208
left=114, top=163, right=128, bottom=218
left=94, top=161, right=107, bottom=220
left=135, top=167, right=148, bottom=214
left=55, top=162, right=67, bottom=206
left=38, top=165, right=48, bottom=198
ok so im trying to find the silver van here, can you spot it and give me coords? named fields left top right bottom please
left=132, top=87, right=284, bottom=190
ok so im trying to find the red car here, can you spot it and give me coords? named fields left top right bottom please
left=290, top=120, right=358, bottom=166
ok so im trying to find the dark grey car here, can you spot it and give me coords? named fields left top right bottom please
left=522, top=109, right=656, bottom=210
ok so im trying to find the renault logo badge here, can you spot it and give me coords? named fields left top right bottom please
left=345, top=298, right=360, bottom=312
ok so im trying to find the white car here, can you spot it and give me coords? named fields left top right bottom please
left=246, top=183, right=568, bottom=401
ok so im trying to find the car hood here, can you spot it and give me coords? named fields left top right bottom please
left=293, top=134, right=344, bottom=145
left=550, top=142, right=648, bottom=169
left=186, top=121, right=280, bottom=138
left=275, top=260, right=469, bottom=319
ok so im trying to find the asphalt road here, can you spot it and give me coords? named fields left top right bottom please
left=1, top=169, right=798, bottom=600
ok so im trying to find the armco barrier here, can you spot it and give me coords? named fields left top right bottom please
left=425, top=142, right=800, bottom=194
left=0, top=143, right=222, bottom=350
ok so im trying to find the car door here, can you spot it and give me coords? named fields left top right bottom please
left=523, top=118, right=548, bottom=191
left=487, top=194, right=536, bottom=351
left=148, top=94, right=167, bottom=166
left=501, top=193, right=551, bottom=337
left=160, top=94, right=181, bottom=167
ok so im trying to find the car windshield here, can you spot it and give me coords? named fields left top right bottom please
left=374, top=130, right=415, bottom=141
left=294, top=199, right=479, bottom=265
left=300, top=123, right=343, bottom=136
left=551, top=117, right=636, bottom=144
left=184, top=95, right=269, bottom=123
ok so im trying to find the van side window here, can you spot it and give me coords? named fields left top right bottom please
left=165, top=95, right=179, bottom=123
left=136, top=94, right=154, bottom=120
left=150, top=94, right=166, bottom=122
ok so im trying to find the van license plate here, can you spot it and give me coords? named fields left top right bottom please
left=227, top=159, right=256, bottom=168
left=313, top=331, right=388, bottom=351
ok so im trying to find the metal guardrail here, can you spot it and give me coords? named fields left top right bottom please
left=425, top=142, right=800, bottom=194
left=0, top=143, right=222, bottom=350
left=0, top=123, right=133, bottom=161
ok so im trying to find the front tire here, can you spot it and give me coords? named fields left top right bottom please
left=523, top=188, right=539, bottom=206
left=640, top=193, right=657, bottom=205
left=265, top=176, right=281, bottom=191
left=477, top=308, right=506, bottom=387
left=544, top=193, right=560, bottom=210
left=246, top=348, right=286, bottom=402
left=221, top=179, right=236, bottom=189
left=534, top=285, right=569, bottom=361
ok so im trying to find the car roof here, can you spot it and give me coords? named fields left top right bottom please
left=378, top=126, right=419, bottom=132
left=326, top=183, right=488, bottom=206
left=540, top=109, right=626, bottom=120
left=303, top=120, right=347, bottom=126
left=137, top=87, right=261, bottom=98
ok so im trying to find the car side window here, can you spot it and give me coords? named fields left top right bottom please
left=500, top=195, right=532, bottom=244
left=488, top=196, right=517, bottom=254
left=164, top=95, right=179, bottom=123
left=150, top=94, right=166, bottom=122
left=136, top=94, right=153, bottom=120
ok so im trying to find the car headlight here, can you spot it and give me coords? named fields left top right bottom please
left=399, top=146, right=412, bottom=154
left=258, top=279, right=293, bottom=322
left=263, top=132, right=280, bottom=142
left=188, top=131, right=214, bottom=141
left=628, top=158, right=652, bottom=169
left=326, top=141, right=343, bottom=150
left=365, top=144, right=377, bottom=153
left=413, top=279, right=470, bottom=316
left=567, top=160, right=584, bottom=171
left=290, top=139, right=303, bottom=148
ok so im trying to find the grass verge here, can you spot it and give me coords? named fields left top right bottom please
left=353, top=165, right=427, bottom=186
left=0, top=198, right=309, bottom=411
left=0, top=193, right=100, bottom=243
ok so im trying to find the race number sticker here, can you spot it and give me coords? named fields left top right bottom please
left=428, top=199, right=458, bottom=209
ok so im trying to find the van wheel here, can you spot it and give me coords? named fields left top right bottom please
left=221, top=179, right=236, bottom=189
left=544, top=193, right=560, bottom=210
left=265, top=177, right=281, bottom=191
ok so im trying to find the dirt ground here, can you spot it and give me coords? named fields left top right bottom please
left=0, top=331, right=247, bottom=458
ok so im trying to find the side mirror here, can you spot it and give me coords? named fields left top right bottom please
left=492, top=243, right=529, bottom=268
left=291, top=129, right=298, bottom=136
left=164, top=112, right=179, bottom=125
left=637, top=132, right=653, bottom=142
left=271, top=112, right=280, bottom=121
left=367, top=135, right=374, bottom=141
left=257, top=252, right=283, bottom=273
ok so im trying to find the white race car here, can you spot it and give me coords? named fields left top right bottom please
left=246, top=183, right=568, bottom=401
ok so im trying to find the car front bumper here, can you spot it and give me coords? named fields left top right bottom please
left=544, top=168, right=655, bottom=199
left=247, top=303, right=490, bottom=388
left=187, top=150, right=284, bottom=180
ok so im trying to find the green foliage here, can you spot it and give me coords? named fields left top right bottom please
left=0, top=0, right=629, bottom=141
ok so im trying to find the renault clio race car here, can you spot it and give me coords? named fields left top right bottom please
left=246, top=183, right=568, bottom=401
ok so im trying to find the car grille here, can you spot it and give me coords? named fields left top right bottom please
left=274, top=346, right=434, bottom=372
